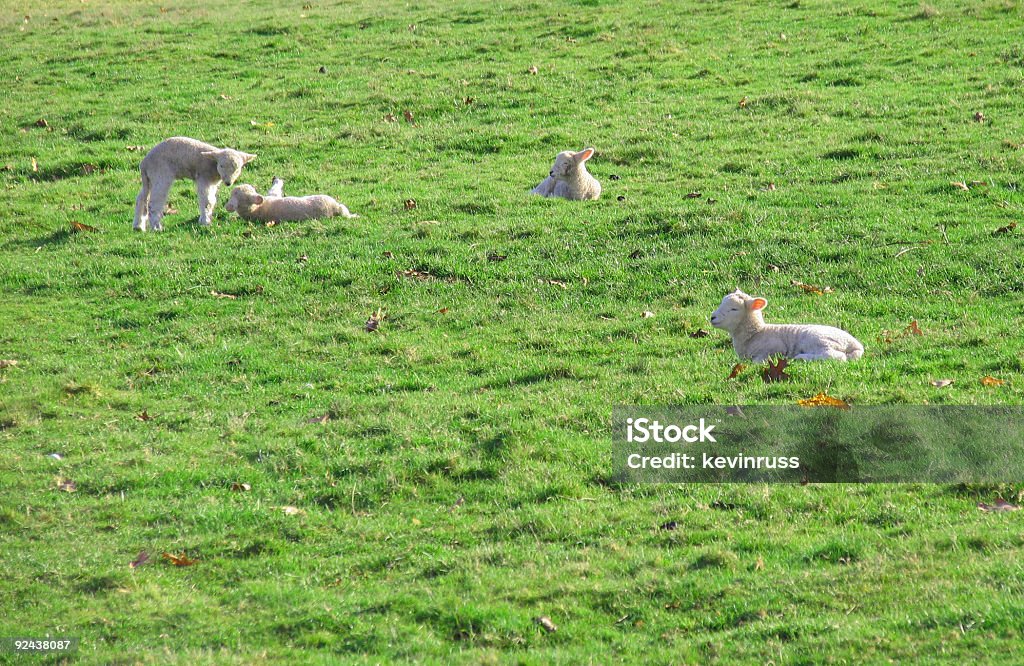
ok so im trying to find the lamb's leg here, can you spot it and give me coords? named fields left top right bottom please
left=146, top=175, right=172, bottom=232
left=531, top=176, right=556, bottom=197
left=267, top=177, right=285, bottom=198
left=197, top=178, right=218, bottom=226
left=133, top=171, right=150, bottom=232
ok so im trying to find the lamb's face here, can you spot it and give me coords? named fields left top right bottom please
left=214, top=150, right=257, bottom=186
left=224, top=185, right=261, bottom=213
left=710, top=290, right=764, bottom=331
left=549, top=151, right=578, bottom=180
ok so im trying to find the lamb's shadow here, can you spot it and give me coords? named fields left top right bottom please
left=3, top=228, right=76, bottom=250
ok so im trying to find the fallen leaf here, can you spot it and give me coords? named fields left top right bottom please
left=162, top=552, right=198, bottom=566
left=689, top=329, right=710, bottom=339
left=685, top=191, right=702, bottom=199
left=126, top=145, right=146, bottom=151
left=993, top=222, right=1017, bottom=235
left=791, top=279, right=833, bottom=295
left=129, top=551, right=150, bottom=568
left=449, top=496, right=465, bottom=512
left=56, top=478, right=77, bottom=492
left=951, top=181, right=969, bottom=191
left=0, top=360, right=18, bottom=369
left=70, top=221, right=99, bottom=233
left=397, top=269, right=432, bottom=281
left=609, top=174, right=621, bottom=181
left=545, top=279, right=568, bottom=289
left=727, top=363, right=746, bottom=380
left=382, top=251, right=394, bottom=259
left=762, top=357, right=790, bottom=383
left=437, top=307, right=449, bottom=314
left=797, top=392, right=850, bottom=409
left=249, top=120, right=274, bottom=128
left=463, top=97, right=475, bottom=105
left=280, top=505, right=305, bottom=516
left=81, top=163, right=98, bottom=175
left=978, top=498, right=1019, bottom=512
left=980, top=376, right=1005, bottom=387
left=135, top=410, right=154, bottom=422
left=296, top=254, right=308, bottom=263
left=230, top=482, right=251, bottom=492
left=528, top=65, right=539, bottom=75
left=404, top=198, right=417, bottom=210
left=906, top=320, right=923, bottom=336
left=210, top=290, right=237, bottom=299
left=487, top=252, right=507, bottom=262
left=31, top=157, right=38, bottom=172
left=754, top=556, right=765, bottom=571
left=930, top=379, right=954, bottom=388
left=317, top=66, right=327, bottom=74
left=974, top=111, right=986, bottom=123
left=616, top=195, right=626, bottom=202
left=659, top=520, right=678, bottom=531
left=763, top=182, right=776, bottom=191
left=35, top=118, right=48, bottom=128
left=265, top=220, right=277, bottom=227
left=738, top=96, right=748, bottom=108
left=403, top=109, right=415, bottom=124
left=307, top=413, right=330, bottom=424
left=641, top=311, right=655, bottom=319
left=383, top=113, right=397, bottom=123
left=535, top=616, right=557, bottom=633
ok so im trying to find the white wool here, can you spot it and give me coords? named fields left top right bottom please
left=710, top=289, right=865, bottom=362
left=224, top=180, right=357, bottom=222
left=531, top=147, right=601, bottom=200
left=133, top=137, right=256, bottom=231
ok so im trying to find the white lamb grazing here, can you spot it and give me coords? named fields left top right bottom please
left=710, top=290, right=864, bottom=362
left=224, top=178, right=357, bottom=222
left=531, top=147, right=601, bottom=200
left=133, top=137, right=256, bottom=231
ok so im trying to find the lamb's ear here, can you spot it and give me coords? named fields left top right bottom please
left=242, top=153, right=257, bottom=164
left=200, top=151, right=220, bottom=158
left=576, top=147, right=595, bottom=162
left=750, top=298, right=767, bottom=311
left=253, top=195, right=264, bottom=205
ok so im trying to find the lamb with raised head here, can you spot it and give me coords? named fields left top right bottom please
left=531, top=147, right=601, bottom=200
left=133, top=137, right=256, bottom=231
left=710, top=289, right=864, bottom=362
left=224, top=178, right=357, bottom=222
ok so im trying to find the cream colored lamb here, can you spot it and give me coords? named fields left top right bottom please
left=710, top=290, right=864, bottom=361
left=224, top=178, right=357, bottom=222
left=531, top=147, right=601, bottom=200
left=133, top=137, right=256, bottom=231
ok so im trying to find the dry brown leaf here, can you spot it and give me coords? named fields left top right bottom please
left=545, top=279, right=568, bottom=289
left=641, top=311, right=655, bottom=319
left=382, top=251, right=394, bottom=259
left=249, top=120, right=274, bottom=128
left=403, top=109, right=415, bottom=124
left=906, top=320, right=923, bottom=336
left=974, top=111, right=986, bottom=123
left=31, top=157, right=38, bottom=172
left=754, top=556, right=765, bottom=571
left=397, top=269, right=432, bottom=281
left=126, top=145, right=145, bottom=151
left=383, top=113, right=397, bottom=123
left=70, top=221, right=99, bottom=233
left=487, top=252, right=507, bottom=262
left=659, top=520, right=679, bottom=531
left=136, top=410, right=154, bottom=422
left=404, top=198, right=417, bottom=210
left=365, top=307, right=385, bottom=332
left=993, top=222, right=1017, bottom=235
left=685, top=191, right=702, bottom=199
left=535, top=616, right=558, bottom=633
left=738, top=96, right=748, bottom=108
left=56, top=478, right=77, bottom=493
left=0, top=360, right=18, bottom=369
left=978, top=498, right=1019, bottom=512
left=727, top=363, right=745, bottom=380
left=280, top=505, right=305, bottom=516
left=162, top=552, right=198, bottom=566
left=230, top=482, right=251, bottom=492
left=762, top=357, right=790, bottom=383
left=689, top=329, right=710, bottom=339
left=980, top=376, right=1005, bottom=387
left=791, top=280, right=833, bottom=295
left=210, top=290, right=237, bottom=299
left=930, top=379, right=954, bottom=388
left=307, top=413, right=330, bottom=424
left=528, top=65, right=539, bottom=75
left=129, top=551, right=150, bottom=568
left=449, top=496, right=465, bottom=513
left=951, top=181, right=969, bottom=191
left=797, top=392, right=850, bottom=409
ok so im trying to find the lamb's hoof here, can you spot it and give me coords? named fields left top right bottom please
left=132, top=226, right=146, bottom=232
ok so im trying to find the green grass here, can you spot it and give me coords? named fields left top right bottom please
left=2, top=0, right=1024, bottom=663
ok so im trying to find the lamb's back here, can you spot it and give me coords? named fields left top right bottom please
left=141, top=137, right=219, bottom=180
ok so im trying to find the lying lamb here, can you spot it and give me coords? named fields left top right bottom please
left=531, top=147, right=601, bottom=200
left=710, top=289, right=864, bottom=361
left=224, top=178, right=357, bottom=222
left=134, top=137, right=256, bottom=231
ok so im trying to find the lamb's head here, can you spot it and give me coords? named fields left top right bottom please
left=224, top=184, right=263, bottom=213
left=710, top=289, right=767, bottom=332
left=202, top=149, right=257, bottom=186
left=548, top=147, right=595, bottom=180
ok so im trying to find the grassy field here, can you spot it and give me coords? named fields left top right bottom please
left=2, top=0, right=1024, bottom=662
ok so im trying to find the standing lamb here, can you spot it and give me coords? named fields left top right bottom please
left=224, top=178, right=358, bottom=222
left=133, top=137, right=257, bottom=231
left=531, top=147, right=601, bottom=200
left=710, top=289, right=864, bottom=362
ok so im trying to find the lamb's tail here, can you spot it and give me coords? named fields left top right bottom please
left=847, top=339, right=865, bottom=360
